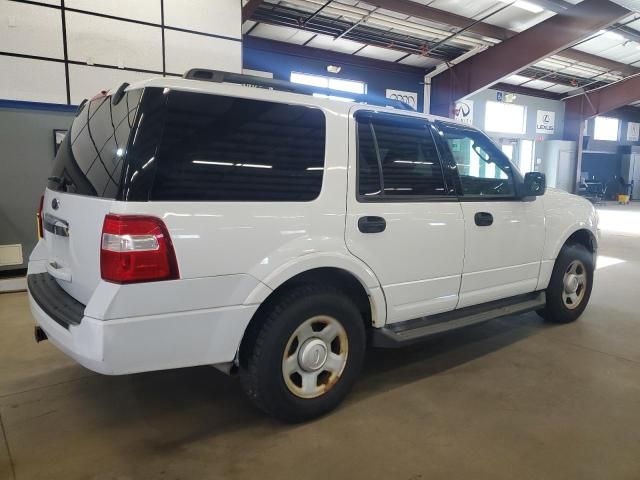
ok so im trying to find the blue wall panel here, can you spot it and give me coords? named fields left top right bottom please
left=243, top=45, right=425, bottom=112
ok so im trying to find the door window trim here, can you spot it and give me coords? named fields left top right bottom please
left=354, top=110, right=457, bottom=203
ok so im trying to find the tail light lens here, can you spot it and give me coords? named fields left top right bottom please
left=100, top=214, right=179, bottom=284
left=37, top=194, right=44, bottom=238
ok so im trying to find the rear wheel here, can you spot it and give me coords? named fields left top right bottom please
left=240, top=285, right=366, bottom=423
left=540, top=243, right=594, bottom=324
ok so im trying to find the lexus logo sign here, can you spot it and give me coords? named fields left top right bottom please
left=536, top=110, right=555, bottom=134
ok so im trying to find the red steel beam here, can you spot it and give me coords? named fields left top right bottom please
left=430, top=0, right=630, bottom=117
left=564, top=74, right=640, bottom=191
left=243, top=0, right=264, bottom=22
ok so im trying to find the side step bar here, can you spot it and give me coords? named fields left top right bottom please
left=371, top=291, right=546, bottom=348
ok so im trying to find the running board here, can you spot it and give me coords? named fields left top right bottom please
left=371, top=291, right=546, bottom=348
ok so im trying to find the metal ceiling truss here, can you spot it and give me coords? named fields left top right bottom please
left=251, top=3, right=468, bottom=61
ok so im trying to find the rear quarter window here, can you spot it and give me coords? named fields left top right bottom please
left=149, top=91, right=326, bottom=202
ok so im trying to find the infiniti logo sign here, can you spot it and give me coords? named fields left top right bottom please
left=51, top=198, right=60, bottom=210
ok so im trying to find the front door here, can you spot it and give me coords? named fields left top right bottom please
left=345, top=109, right=464, bottom=324
left=435, top=122, right=545, bottom=309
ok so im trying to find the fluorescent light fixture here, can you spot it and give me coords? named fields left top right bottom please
left=497, top=0, right=544, bottom=13
left=193, top=160, right=234, bottom=166
left=238, top=163, right=272, bottom=169
left=192, top=160, right=271, bottom=169
left=598, top=29, right=624, bottom=41
left=393, top=160, right=434, bottom=165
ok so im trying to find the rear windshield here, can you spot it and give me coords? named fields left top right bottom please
left=50, top=87, right=327, bottom=202
left=49, top=89, right=143, bottom=198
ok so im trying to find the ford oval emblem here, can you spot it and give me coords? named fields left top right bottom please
left=51, top=198, right=60, bottom=210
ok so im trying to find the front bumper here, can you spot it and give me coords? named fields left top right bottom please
left=27, top=274, right=258, bottom=375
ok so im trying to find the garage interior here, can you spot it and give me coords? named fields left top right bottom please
left=1, top=0, right=640, bottom=478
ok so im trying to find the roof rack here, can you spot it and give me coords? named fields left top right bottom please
left=183, top=68, right=415, bottom=111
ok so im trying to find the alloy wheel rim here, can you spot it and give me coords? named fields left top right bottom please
left=562, top=260, right=587, bottom=310
left=282, top=315, right=348, bottom=399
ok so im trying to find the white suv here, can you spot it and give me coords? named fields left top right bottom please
left=28, top=70, right=599, bottom=422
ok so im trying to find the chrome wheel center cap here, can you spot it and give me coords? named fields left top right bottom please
left=298, top=338, right=328, bottom=372
left=564, top=274, right=579, bottom=293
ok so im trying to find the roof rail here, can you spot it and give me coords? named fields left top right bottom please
left=183, top=68, right=415, bottom=111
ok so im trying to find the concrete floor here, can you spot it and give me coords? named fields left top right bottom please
left=1, top=204, right=640, bottom=480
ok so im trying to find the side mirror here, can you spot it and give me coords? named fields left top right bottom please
left=522, top=172, right=546, bottom=197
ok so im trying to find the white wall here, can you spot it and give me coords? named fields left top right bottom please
left=0, top=0, right=242, bottom=104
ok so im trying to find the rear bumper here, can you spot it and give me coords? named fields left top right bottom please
left=27, top=275, right=258, bottom=375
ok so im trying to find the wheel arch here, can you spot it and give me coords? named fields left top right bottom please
left=238, top=263, right=386, bottom=369
left=555, top=226, right=598, bottom=260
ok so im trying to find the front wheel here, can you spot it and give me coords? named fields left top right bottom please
left=240, top=285, right=366, bottom=423
left=540, top=243, right=594, bottom=324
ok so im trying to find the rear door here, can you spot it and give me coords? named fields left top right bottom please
left=42, top=87, right=146, bottom=304
left=345, top=110, right=464, bottom=324
left=435, top=122, right=545, bottom=308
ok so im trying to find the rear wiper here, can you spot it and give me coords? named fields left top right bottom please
left=48, top=176, right=72, bottom=191
left=48, top=176, right=65, bottom=185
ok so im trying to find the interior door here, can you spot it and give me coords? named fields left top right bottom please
left=345, top=109, right=464, bottom=324
left=436, top=122, right=545, bottom=308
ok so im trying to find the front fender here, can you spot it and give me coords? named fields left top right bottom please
left=542, top=189, right=599, bottom=261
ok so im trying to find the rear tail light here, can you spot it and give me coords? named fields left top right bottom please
left=100, top=214, right=179, bottom=284
left=37, top=194, right=44, bottom=238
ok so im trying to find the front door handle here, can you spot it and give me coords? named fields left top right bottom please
left=358, top=216, right=386, bottom=233
left=474, top=212, right=493, bottom=227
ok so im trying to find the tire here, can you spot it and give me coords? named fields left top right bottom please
left=240, top=285, right=366, bottom=423
left=540, top=243, right=594, bottom=324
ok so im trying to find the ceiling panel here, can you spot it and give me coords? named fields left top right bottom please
left=424, top=0, right=499, bottom=19
left=520, top=78, right=556, bottom=89
left=398, top=54, right=442, bottom=68
left=249, top=23, right=316, bottom=44
left=502, top=74, right=532, bottom=85
left=242, top=20, right=256, bottom=34
left=306, top=33, right=365, bottom=54
left=482, top=7, right=554, bottom=32
left=355, top=44, right=406, bottom=61
left=544, top=84, right=576, bottom=93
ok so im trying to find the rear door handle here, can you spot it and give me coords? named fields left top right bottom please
left=474, top=212, right=493, bottom=227
left=358, top=216, right=386, bottom=233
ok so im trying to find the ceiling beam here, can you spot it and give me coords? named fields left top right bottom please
left=565, top=73, right=640, bottom=120
left=362, top=0, right=639, bottom=76
left=564, top=73, right=640, bottom=191
left=242, top=0, right=264, bottom=22
left=429, top=0, right=630, bottom=117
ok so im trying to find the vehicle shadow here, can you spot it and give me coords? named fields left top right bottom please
left=59, top=311, right=550, bottom=453
left=354, top=311, right=547, bottom=399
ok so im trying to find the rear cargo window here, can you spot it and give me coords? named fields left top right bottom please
left=49, top=89, right=143, bottom=198
left=149, top=91, right=326, bottom=202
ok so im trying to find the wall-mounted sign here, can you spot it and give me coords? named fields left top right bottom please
left=627, top=122, right=640, bottom=142
left=496, top=91, right=517, bottom=103
left=454, top=100, right=474, bottom=125
left=535, top=110, right=555, bottom=134
left=385, top=89, right=418, bottom=110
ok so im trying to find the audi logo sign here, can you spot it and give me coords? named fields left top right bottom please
left=385, top=89, right=418, bottom=110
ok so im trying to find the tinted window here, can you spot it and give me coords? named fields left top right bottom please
left=150, top=92, right=326, bottom=201
left=357, top=113, right=447, bottom=199
left=436, top=122, right=516, bottom=198
left=49, top=89, right=143, bottom=198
